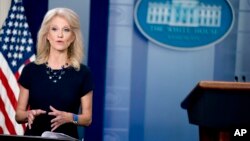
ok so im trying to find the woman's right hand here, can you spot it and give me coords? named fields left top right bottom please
left=27, top=109, right=46, bottom=129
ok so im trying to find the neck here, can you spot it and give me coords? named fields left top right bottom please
left=47, top=52, right=68, bottom=69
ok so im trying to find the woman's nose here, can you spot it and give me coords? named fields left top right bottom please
left=57, top=30, right=63, bottom=38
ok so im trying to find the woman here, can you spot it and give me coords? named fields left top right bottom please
left=15, top=8, right=93, bottom=139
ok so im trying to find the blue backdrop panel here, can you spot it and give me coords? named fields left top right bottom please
left=86, top=0, right=109, bottom=141
left=23, top=0, right=48, bottom=53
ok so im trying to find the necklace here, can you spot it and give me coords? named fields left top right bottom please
left=45, top=62, right=68, bottom=83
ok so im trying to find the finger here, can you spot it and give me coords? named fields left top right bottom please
left=51, top=116, right=61, bottom=123
left=37, top=109, right=47, bottom=115
left=31, top=110, right=37, bottom=116
left=28, top=118, right=33, bottom=129
left=51, top=122, right=57, bottom=128
left=28, top=113, right=34, bottom=121
left=50, top=106, right=57, bottom=112
left=28, top=117, right=33, bottom=124
left=51, top=118, right=64, bottom=127
left=48, top=106, right=58, bottom=116
left=51, top=124, right=59, bottom=132
left=48, top=111, right=56, bottom=116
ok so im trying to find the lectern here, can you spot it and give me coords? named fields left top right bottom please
left=0, top=134, right=66, bottom=141
left=181, top=81, right=250, bottom=141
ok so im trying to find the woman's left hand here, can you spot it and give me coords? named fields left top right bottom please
left=48, top=105, right=71, bottom=131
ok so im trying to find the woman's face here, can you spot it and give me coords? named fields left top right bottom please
left=47, top=16, right=75, bottom=52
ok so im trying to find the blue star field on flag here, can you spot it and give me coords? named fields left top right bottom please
left=0, top=0, right=35, bottom=73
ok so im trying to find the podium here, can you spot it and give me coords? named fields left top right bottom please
left=181, top=81, right=250, bottom=141
left=0, top=134, right=73, bottom=141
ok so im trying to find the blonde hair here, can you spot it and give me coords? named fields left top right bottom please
left=35, top=8, right=84, bottom=70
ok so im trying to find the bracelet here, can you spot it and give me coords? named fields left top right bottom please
left=72, top=114, right=78, bottom=125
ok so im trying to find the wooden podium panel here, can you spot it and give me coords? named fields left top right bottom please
left=181, top=81, right=250, bottom=141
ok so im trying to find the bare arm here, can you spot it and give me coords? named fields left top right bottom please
left=15, top=85, right=29, bottom=123
left=15, top=85, right=46, bottom=129
left=78, top=90, right=93, bottom=126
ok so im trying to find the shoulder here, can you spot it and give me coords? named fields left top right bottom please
left=80, top=64, right=91, bottom=72
left=22, top=62, right=44, bottom=73
left=23, top=62, right=39, bottom=70
left=78, top=64, right=93, bottom=77
left=68, top=64, right=92, bottom=77
left=18, top=62, right=41, bottom=87
left=25, top=61, right=37, bottom=67
left=22, top=62, right=35, bottom=70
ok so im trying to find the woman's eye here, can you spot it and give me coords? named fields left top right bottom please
left=64, top=28, right=71, bottom=32
left=51, top=27, right=58, bottom=31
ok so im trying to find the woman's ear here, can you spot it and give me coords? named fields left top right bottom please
left=70, top=34, right=76, bottom=43
left=46, top=33, right=51, bottom=42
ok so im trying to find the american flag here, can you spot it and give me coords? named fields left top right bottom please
left=0, top=0, right=35, bottom=135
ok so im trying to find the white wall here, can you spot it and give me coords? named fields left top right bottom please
left=0, top=0, right=11, bottom=28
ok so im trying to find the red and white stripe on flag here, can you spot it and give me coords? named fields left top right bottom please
left=0, top=0, right=36, bottom=135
